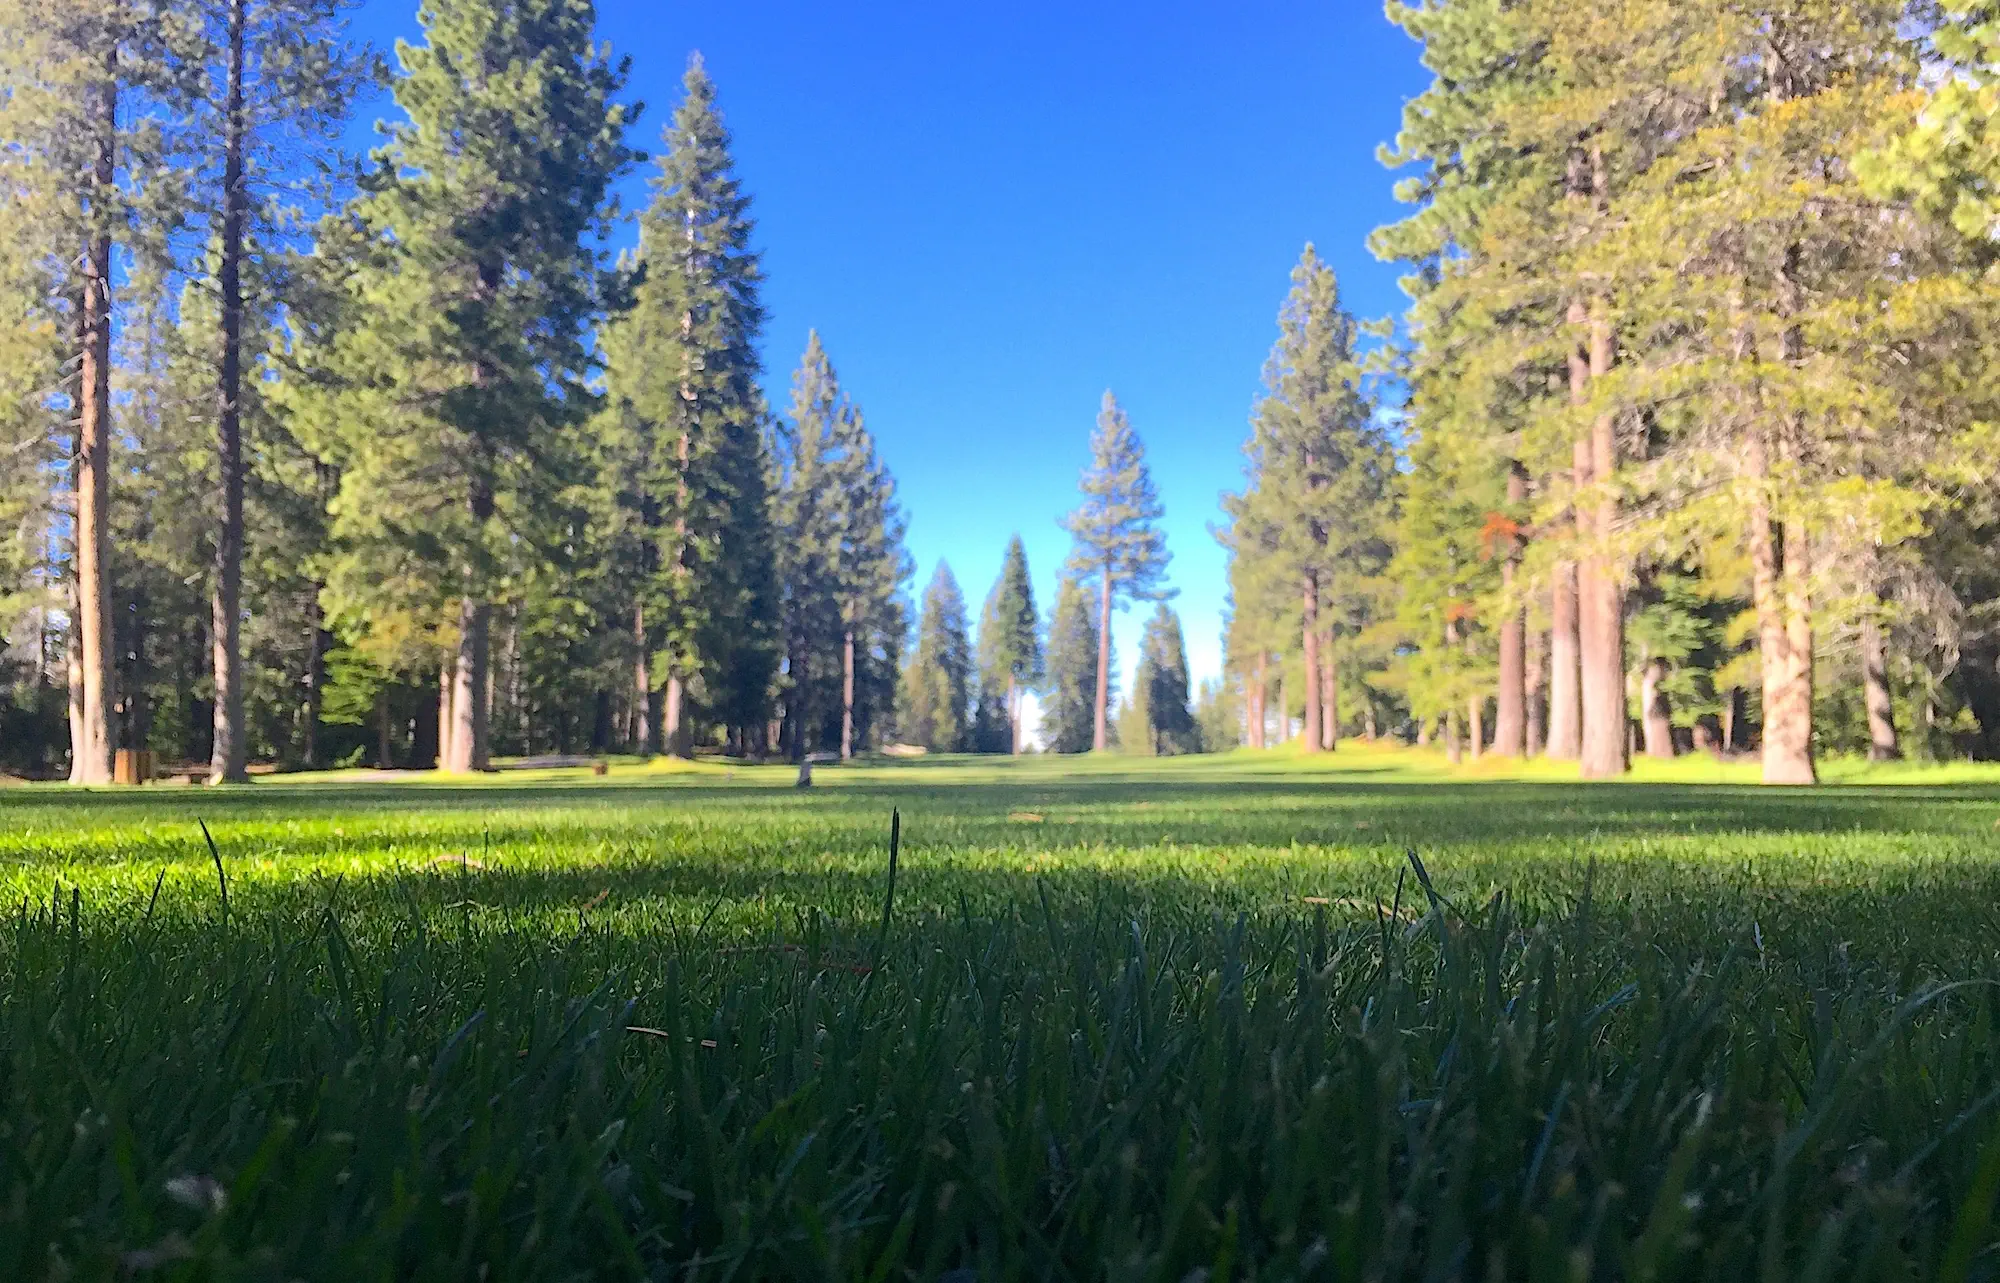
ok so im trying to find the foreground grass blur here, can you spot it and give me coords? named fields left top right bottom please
left=6, top=744, right=2000, bottom=1278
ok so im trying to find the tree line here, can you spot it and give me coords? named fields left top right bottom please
left=0, top=0, right=1215, bottom=778
left=1214, top=0, right=2000, bottom=784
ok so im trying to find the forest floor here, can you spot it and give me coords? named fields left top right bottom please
left=7, top=743, right=2000, bottom=1277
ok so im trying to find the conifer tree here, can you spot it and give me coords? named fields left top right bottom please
left=899, top=561, right=972, bottom=753
left=1061, top=391, right=1172, bottom=752
left=1221, top=245, right=1392, bottom=754
left=1139, top=603, right=1196, bottom=755
left=1041, top=577, right=1105, bottom=754
left=601, top=56, right=769, bottom=758
left=977, top=534, right=1043, bottom=754
left=185, top=0, right=374, bottom=782
left=289, top=0, right=634, bottom=774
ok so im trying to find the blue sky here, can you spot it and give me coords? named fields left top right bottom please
left=344, top=0, right=1430, bottom=701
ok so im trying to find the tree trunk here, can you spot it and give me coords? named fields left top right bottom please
left=1578, top=302, right=1627, bottom=780
left=375, top=687, right=392, bottom=769
left=1861, top=608, right=1899, bottom=762
left=208, top=0, right=249, bottom=785
left=841, top=626, right=856, bottom=760
left=1525, top=627, right=1547, bottom=756
left=438, top=655, right=456, bottom=769
left=1301, top=573, right=1321, bottom=753
left=447, top=598, right=490, bottom=772
left=665, top=676, right=688, bottom=757
left=632, top=600, right=652, bottom=754
left=1416, top=715, right=1431, bottom=748
left=74, top=55, right=117, bottom=786
left=1364, top=703, right=1377, bottom=742
left=1547, top=558, right=1581, bottom=759
left=1321, top=647, right=1338, bottom=750
left=302, top=603, right=325, bottom=770
left=1249, top=654, right=1266, bottom=749
left=1723, top=687, right=1741, bottom=753
left=1640, top=657, right=1673, bottom=759
left=1494, top=464, right=1528, bottom=756
left=1008, top=675, right=1022, bottom=754
left=1746, top=433, right=1816, bottom=785
left=1278, top=673, right=1289, bottom=743
left=1444, top=710, right=1462, bottom=764
left=66, top=568, right=84, bottom=783
left=1093, top=565, right=1112, bottom=751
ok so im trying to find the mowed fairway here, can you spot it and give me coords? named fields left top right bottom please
left=8, top=746, right=2000, bottom=1279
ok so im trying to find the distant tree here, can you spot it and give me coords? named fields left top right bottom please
left=977, top=534, right=1043, bottom=753
left=1041, top=577, right=1106, bottom=754
left=1061, top=391, right=1172, bottom=752
left=899, top=562, right=972, bottom=752
left=1141, top=604, right=1197, bottom=755
left=289, top=0, right=635, bottom=773
left=772, top=331, right=909, bottom=759
left=1193, top=675, right=1237, bottom=752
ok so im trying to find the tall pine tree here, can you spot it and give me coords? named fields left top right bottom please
left=1061, top=391, right=1172, bottom=752
left=899, top=561, right=971, bottom=753
left=977, top=534, right=1042, bottom=754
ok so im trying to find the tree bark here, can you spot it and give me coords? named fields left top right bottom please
left=1321, top=646, right=1338, bottom=750
left=1249, top=654, right=1266, bottom=749
left=1444, top=710, right=1462, bottom=764
left=1008, top=675, right=1022, bottom=755
left=1640, top=657, right=1673, bottom=759
left=438, top=655, right=455, bottom=770
left=67, top=563, right=84, bottom=783
left=1301, top=573, right=1321, bottom=753
left=74, top=51, right=117, bottom=785
left=302, top=603, right=326, bottom=770
left=208, top=0, right=249, bottom=785
left=665, top=676, right=688, bottom=757
left=1861, top=608, right=1899, bottom=762
left=1578, top=302, right=1627, bottom=779
left=1494, top=463, right=1528, bottom=756
left=1093, top=565, right=1112, bottom=751
left=1746, top=432, right=1815, bottom=784
left=1525, top=627, right=1547, bottom=756
left=841, top=626, right=856, bottom=760
left=447, top=598, right=490, bottom=772
left=632, top=601, right=652, bottom=754
left=1547, top=559, right=1581, bottom=760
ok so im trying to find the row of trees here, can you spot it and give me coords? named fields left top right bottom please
left=0, top=0, right=931, bottom=778
left=1216, top=0, right=2000, bottom=783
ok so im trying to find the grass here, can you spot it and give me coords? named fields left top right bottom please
left=7, top=742, right=2000, bottom=1278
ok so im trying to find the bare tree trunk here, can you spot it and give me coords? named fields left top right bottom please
left=1008, top=675, right=1022, bottom=754
left=1249, top=654, right=1266, bottom=749
left=74, top=54, right=117, bottom=786
left=1321, top=647, right=1338, bottom=750
left=447, top=598, right=490, bottom=772
left=1578, top=300, right=1627, bottom=780
left=1093, top=564, right=1112, bottom=751
left=302, top=602, right=325, bottom=770
left=1301, top=573, right=1321, bottom=753
left=1525, top=627, right=1547, bottom=756
left=1494, top=464, right=1528, bottom=756
left=1547, top=558, right=1581, bottom=759
left=841, top=626, right=856, bottom=760
left=1416, top=715, right=1431, bottom=749
left=632, top=601, right=651, bottom=754
left=1861, top=610, right=1899, bottom=761
left=664, top=676, right=687, bottom=757
left=208, top=0, right=249, bottom=785
left=1723, top=687, right=1741, bottom=753
left=1747, top=433, right=1815, bottom=785
left=67, top=569, right=84, bottom=783
left=1278, top=673, right=1289, bottom=743
left=438, top=655, right=455, bottom=769
left=1444, top=710, right=1462, bottom=764
left=1640, top=657, right=1673, bottom=759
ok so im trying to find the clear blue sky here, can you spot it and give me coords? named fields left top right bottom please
left=344, top=0, right=1430, bottom=696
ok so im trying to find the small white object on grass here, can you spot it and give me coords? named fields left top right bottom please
left=796, top=759, right=813, bottom=789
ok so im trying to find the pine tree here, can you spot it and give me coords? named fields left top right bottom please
left=600, top=56, right=769, bottom=758
left=1061, top=391, right=1172, bottom=752
left=899, top=561, right=972, bottom=753
left=977, top=534, right=1043, bottom=754
left=1139, top=603, right=1196, bottom=755
left=1041, top=577, right=1105, bottom=754
left=289, top=0, right=635, bottom=774
left=1221, top=245, right=1393, bottom=755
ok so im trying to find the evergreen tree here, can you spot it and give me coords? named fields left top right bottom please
left=899, top=561, right=971, bottom=753
left=1139, top=603, right=1196, bottom=755
left=772, top=331, right=909, bottom=759
left=977, top=534, right=1043, bottom=753
left=1041, top=576, right=1105, bottom=754
left=600, top=56, right=770, bottom=758
left=1061, top=391, right=1172, bottom=752
left=1220, top=245, right=1393, bottom=754
left=288, top=0, right=635, bottom=773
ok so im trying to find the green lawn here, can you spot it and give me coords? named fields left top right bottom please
left=7, top=744, right=2000, bottom=1278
